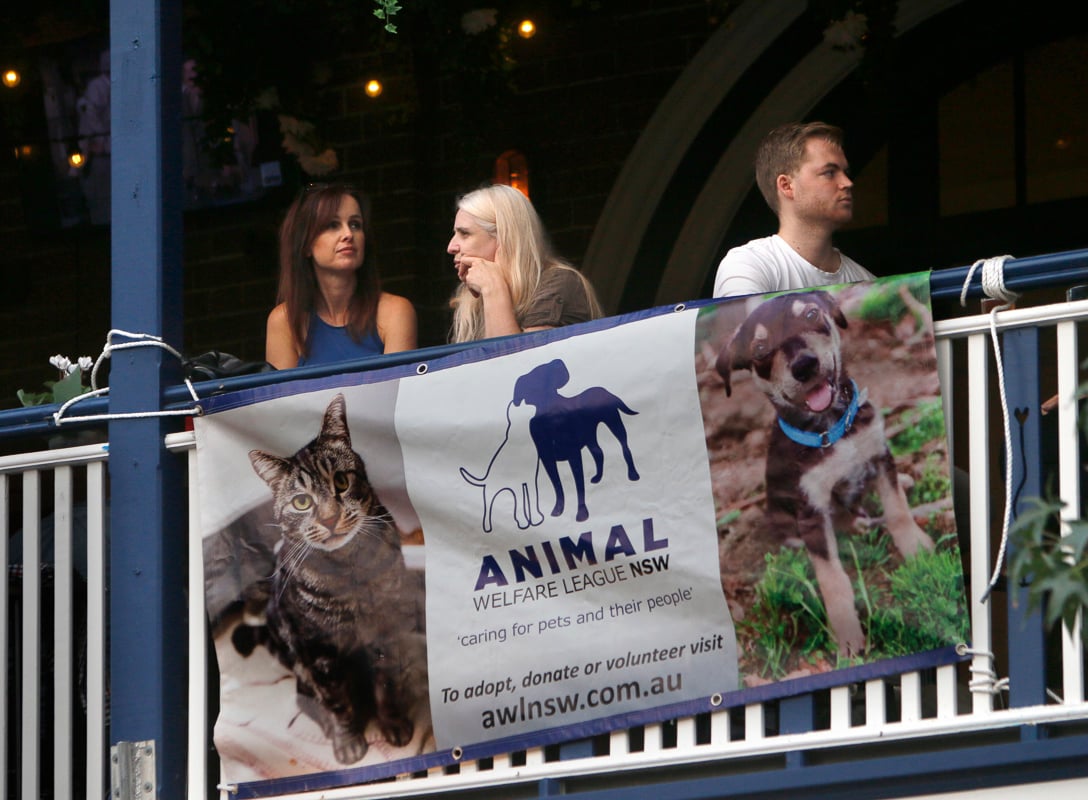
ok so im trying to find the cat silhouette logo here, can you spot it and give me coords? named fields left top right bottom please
left=460, top=358, right=640, bottom=531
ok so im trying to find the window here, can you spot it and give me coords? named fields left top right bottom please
left=494, top=149, right=530, bottom=198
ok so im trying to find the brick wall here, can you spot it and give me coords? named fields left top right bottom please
left=0, top=1, right=714, bottom=409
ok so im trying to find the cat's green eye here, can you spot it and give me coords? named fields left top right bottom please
left=291, top=495, right=314, bottom=511
left=333, top=472, right=349, bottom=491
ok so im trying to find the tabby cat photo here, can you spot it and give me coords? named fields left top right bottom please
left=242, top=393, right=429, bottom=764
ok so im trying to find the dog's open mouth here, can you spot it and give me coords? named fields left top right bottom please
left=805, top=380, right=834, bottom=412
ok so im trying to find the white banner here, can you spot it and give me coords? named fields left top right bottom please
left=195, top=275, right=968, bottom=796
left=395, top=311, right=737, bottom=745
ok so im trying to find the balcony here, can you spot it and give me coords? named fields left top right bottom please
left=3, top=252, right=1088, bottom=800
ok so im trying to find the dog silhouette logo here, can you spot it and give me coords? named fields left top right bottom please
left=461, top=358, right=640, bottom=530
left=459, top=399, right=545, bottom=533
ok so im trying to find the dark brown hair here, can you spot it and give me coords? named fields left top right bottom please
left=276, top=184, right=381, bottom=359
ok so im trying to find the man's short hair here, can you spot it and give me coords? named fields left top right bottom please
left=754, top=121, right=845, bottom=216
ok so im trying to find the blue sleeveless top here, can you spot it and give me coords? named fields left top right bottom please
left=297, top=314, right=383, bottom=367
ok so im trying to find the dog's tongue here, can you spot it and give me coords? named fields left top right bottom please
left=806, top=382, right=833, bottom=412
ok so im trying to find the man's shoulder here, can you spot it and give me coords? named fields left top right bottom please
left=720, top=235, right=802, bottom=273
left=723, top=235, right=780, bottom=259
left=836, top=251, right=876, bottom=281
left=713, top=236, right=788, bottom=297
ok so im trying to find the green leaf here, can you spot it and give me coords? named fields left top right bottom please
left=1064, top=521, right=1088, bottom=561
left=51, top=370, right=87, bottom=404
left=716, top=509, right=741, bottom=527
left=17, top=388, right=50, bottom=407
left=373, top=0, right=401, bottom=33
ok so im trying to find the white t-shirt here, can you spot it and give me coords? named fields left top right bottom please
left=712, top=234, right=875, bottom=298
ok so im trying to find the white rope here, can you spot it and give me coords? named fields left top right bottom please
left=957, top=645, right=1009, bottom=696
left=53, top=329, right=202, bottom=427
left=959, top=255, right=1019, bottom=309
left=960, top=257, right=1018, bottom=603
left=88, top=329, right=185, bottom=390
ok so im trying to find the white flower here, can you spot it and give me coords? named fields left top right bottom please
left=66, top=363, right=80, bottom=375
left=277, top=114, right=316, bottom=140
left=78, top=356, right=94, bottom=372
left=280, top=130, right=306, bottom=157
left=462, top=8, right=498, bottom=36
left=823, top=11, right=868, bottom=51
left=50, top=354, right=72, bottom=372
left=298, top=148, right=339, bottom=177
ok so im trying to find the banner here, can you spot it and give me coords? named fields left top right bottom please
left=197, top=273, right=969, bottom=797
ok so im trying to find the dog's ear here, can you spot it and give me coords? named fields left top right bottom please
left=548, top=359, right=571, bottom=390
left=512, top=372, right=529, bottom=405
left=815, top=291, right=848, bottom=329
left=714, top=344, right=733, bottom=395
left=715, top=326, right=750, bottom=397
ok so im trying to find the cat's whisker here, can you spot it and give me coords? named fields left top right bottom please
left=278, top=536, right=307, bottom=565
left=246, top=394, right=428, bottom=766
left=352, top=511, right=397, bottom=540
left=274, top=539, right=311, bottom=592
left=355, top=524, right=395, bottom=546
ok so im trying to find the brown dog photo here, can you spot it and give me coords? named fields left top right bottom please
left=695, top=276, right=968, bottom=687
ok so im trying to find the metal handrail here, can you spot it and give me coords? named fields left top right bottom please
left=3, top=246, right=1087, bottom=441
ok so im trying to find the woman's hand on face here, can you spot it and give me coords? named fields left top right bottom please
left=461, top=255, right=521, bottom=338
left=458, top=255, right=507, bottom=299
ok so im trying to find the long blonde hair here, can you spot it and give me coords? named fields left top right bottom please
left=449, top=185, right=600, bottom=342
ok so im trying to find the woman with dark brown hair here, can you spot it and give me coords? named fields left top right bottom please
left=265, top=184, right=416, bottom=369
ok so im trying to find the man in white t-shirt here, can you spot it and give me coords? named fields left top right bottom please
left=712, top=121, right=875, bottom=298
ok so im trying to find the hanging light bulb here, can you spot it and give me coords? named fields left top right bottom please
left=68, top=150, right=86, bottom=169
left=518, top=20, right=536, bottom=39
left=2, top=68, right=21, bottom=88
left=365, top=79, right=383, bottom=98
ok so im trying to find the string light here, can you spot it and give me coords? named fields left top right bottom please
left=365, top=79, right=383, bottom=98
left=2, top=68, right=21, bottom=88
left=68, top=151, right=85, bottom=169
left=518, top=20, right=536, bottom=39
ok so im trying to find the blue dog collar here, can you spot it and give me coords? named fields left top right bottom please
left=777, top=379, right=860, bottom=448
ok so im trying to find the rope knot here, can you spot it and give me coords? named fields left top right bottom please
left=960, top=255, right=1019, bottom=308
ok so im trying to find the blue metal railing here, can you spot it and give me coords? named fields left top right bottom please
left=929, top=247, right=1088, bottom=300
left=5, top=249, right=1088, bottom=800
left=4, top=246, right=1088, bottom=442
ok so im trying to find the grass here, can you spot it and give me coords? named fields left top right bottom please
left=739, top=531, right=968, bottom=681
left=906, top=454, right=952, bottom=506
left=738, top=547, right=833, bottom=679
left=888, top=399, right=947, bottom=457
left=867, top=536, right=970, bottom=655
left=855, top=274, right=930, bottom=326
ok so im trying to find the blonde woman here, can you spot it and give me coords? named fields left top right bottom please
left=446, top=184, right=602, bottom=342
